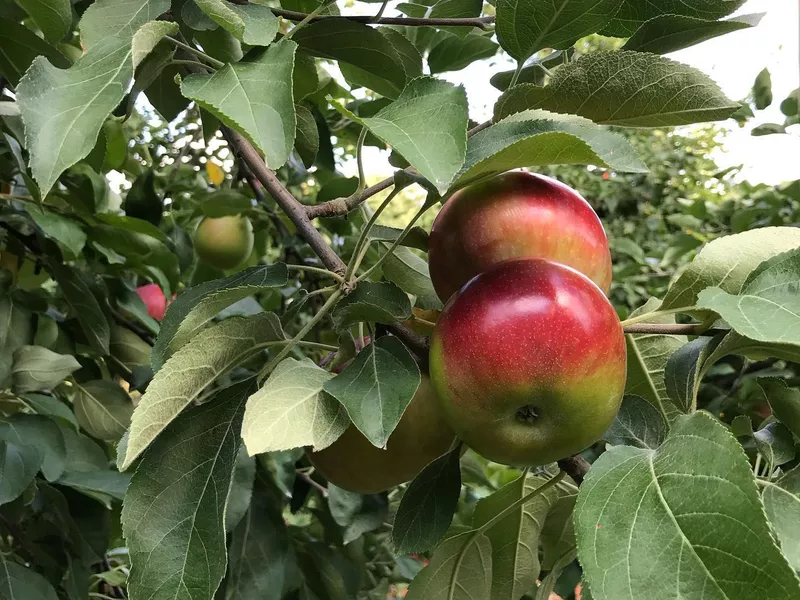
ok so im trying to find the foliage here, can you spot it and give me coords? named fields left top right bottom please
left=0, top=2, right=799, bottom=600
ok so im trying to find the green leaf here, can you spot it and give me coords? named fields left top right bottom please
left=152, top=264, right=288, bottom=371
left=295, top=103, right=319, bottom=168
left=331, top=281, right=412, bottom=331
left=664, top=336, right=719, bottom=413
left=405, top=530, right=493, bottom=600
left=21, top=201, right=86, bottom=259
left=661, top=227, right=800, bottom=311
left=496, top=0, right=620, bottom=61
left=753, top=67, right=772, bottom=110
left=392, top=446, right=462, bottom=554
left=0, top=413, right=65, bottom=482
left=0, top=439, right=42, bottom=506
left=225, top=445, right=255, bottom=532
left=380, top=245, right=441, bottom=309
left=50, top=264, right=110, bottom=354
left=11, top=346, right=80, bottom=393
left=623, top=13, right=762, bottom=55
left=73, top=380, right=133, bottom=442
left=57, top=469, right=131, bottom=504
left=242, top=357, right=349, bottom=455
left=20, top=393, right=78, bottom=428
left=332, top=77, right=468, bottom=194
left=754, top=422, right=795, bottom=472
left=473, top=473, right=559, bottom=599
left=495, top=52, right=739, bottom=127
left=182, top=40, right=297, bottom=169
left=293, top=20, right=407, bottom=95
left=761, top=378, right=800, bottom=440
left=0, top=18, right=69, bottom=86
left=58, top=424, right=108, bottom=472
left=540, top=488, right=578, bottom=571
left=131, top=21, right=179, bottom=69
left=200, top=189, right=253, bottom=218
left=340, top=28, right=422, bottom=99
left=601, top=0, right=746, bottom=37
left=575, top=411, right=800, bottom=600
left=0, top=555, right=59, bottom=600
left=123, top=378, right=253, bottom=600
left=13, top=0, right=71, bottom=46
left=122, top=313, right=285, bottom=470
left=328, top=485, right=388, bottom=544
left=125, top=169, right=163, bottom=225
left=194, top=0, right=279, bottom=46
left=751, top=123, right=787, bottom=136
left=323, top=336, right=420, bottom=448
left=762, top=464, right=800, bottom=571
left=604, top=394, right=667, bottom=449
left=697, top=248, right=800, bottom=346
left=456, top=109, right=646, bottom=188
left=428, top=32, right=498, bottom=74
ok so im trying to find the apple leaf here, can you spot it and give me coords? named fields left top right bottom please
left=339, top=28, right=422, bottom=98
left=697, top=248, right=800, bottom=346
left=131, top=21, right=179, bottom=69
left=329, top=485, right=389, bottom=544
left=663, top=336, right=720, bottom=414
left=761, top=378, right=800, bottom=440
left=623, top=13, right=762, bottom=55
left=762, top=463, right=800, bottom=571
left=0, top=414, right=65, bottom=482
left=496, top=0, right=620, bottom=61
left=754, top=422, right=795, bottom=473
left=181, top=40, right=297, bottom=169
left=21, top=201, right=86, bottom=259
left=0, top=555, right=59, bottom=600
left=495, top=52, right=739, bottom=127
left=604, top=394, right=667, bottom=449
left=56, top=469, right=130, bottom=504
left=225, top=446, right=255, bottom=532
left=428, top=32, right=498, bottom=74
left=0, top=439, right=42, bottom=506
left=11, top=346, right=81, bottom=393
left=50, top=264, right=110, bottom=355
left=602, top=0, right=746, bottom=37
left=20, top=393, right=78, bottom=429
left=575, top=411, right=800, bottom=600
left=331, top=281, right=412, bottom=331
left=661, top=227, right=800, bottom=311
left=13, top=0, right=71, bottom=46
left=455, top=109, right=647, bottom=189
left=193, top=0, right=278, bottom=46
left=152, top=264, right=289, bottom=371
left=73, top=380, right=133, bottom=442
left=323, top=336, right=420, bottom=449
left=540, top=487, right=578, bottom=571
left=392, top=445, right=462, bottom=554
left=123, top=378, right=253, bottom=600
left=380, top=245, right=441, bottom=309
left=122, top=313, right=285, bottom=470
left=242, top=357, right=349, bottom=454
left=0, top=18, right=69, bottom=87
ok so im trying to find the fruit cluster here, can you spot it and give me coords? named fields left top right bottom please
left=311, top=172, right=626, bottom=493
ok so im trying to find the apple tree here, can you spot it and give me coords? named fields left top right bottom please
left=1, top=1, right=799, bottom=599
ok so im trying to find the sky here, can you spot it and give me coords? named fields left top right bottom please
left=346, top=0, right=800, bottom=186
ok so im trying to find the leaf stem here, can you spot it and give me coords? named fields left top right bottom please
left=287, top=264, right=344, bottom=282
left=509, top=60, right=525, bottom=87
left=354, top=127, right=368, bottom=195
left=285, top=0, right=333, bottom=39
left=170, top=59, right=214, bottom=72
left=619, top=306, right=695, bottom=327
left=372, top=0, right=390, bottom=21
left=344, top=185, right=404, bottom=282
left=164, top=37, right=225, bottom=69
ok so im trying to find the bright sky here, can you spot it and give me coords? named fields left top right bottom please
left=348, top=0, right=800, bottom=186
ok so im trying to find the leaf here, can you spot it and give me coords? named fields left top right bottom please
left=73, top=380, right=133, bottom=442
left=0, top=555, right=59, bottom=600
left=405, top=530, right=493, bottom=600
left=225, top=445, right=256, bottom=532
left=663, top=336, right=719, bottom=413
left=540, top=489, right=578, bottom=571
left=751, top=123, right=786, bottom=136
left=428, top=32, right=498, bottom=74
left=0, top=414, right=65, bottom=482
left=332, top=77, right=468, bottom=194
left=753, top=67, right=772, bottom=110
left=20, top=393, right=78, bottom=428
left=754, top=422, right=795, bottom=472
left=495, top=52, right=739, bottom=127
left=380, top=245, right=441, bottom=309
left=295, top=103, right=319, bottom=168
left=125, top=169, right=163, bottom=225
left=123, top=378, right=253, bottom=600
left=697, top=248, right=800, bottom=346
left=761, top=378, right=800, bottom=439
left=13, top=0, right=71, bottom=45
left=11, top=346, right=80, bottom=393
left=122, top=313, right=285, bottom=470
left=132, top=21, right=179, bottom=69
left=339, top=28, right=422, bottom=99
left=661, top=227, right=800, bottom=311
left=50, top=264, right=110, bottom=355
left=496, top=0, right=620, bottom=61
left=473, top=473, right=559, bottom=600
left=0, top=440, right=42, bottom=506
left=762, top=464, right=800, bottom=571
left=575, top=411, right=800, bottom=600
left=601, top=0, right=746, bottom=37
left=604, top=394, right=667, bottom=449
left=623, top=13, right=762, bottom=55
left=21, top=201, right=86, bottom=259
left=58, top=424, right=108, bottom=473
left=392, top=446, right=462, bottom=554
left=455, top=109, right=647, bottom=188
left=242, top=358, right=349, bottom=455
left=0, top=18, right=69, bottom=86
left=181, top=40, right=297, bottom=169
left=153, top=264, right=288, bottom=371
left=328, top=485, right=389, bottom=544
left=331, top=281, right=412, bottom=331
left=193, top=0, right=279, bottom=46
left=323, top=336, right=420, bottom=448
left=57, top=469, right=131, bottom=503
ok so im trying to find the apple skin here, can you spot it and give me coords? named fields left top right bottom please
left=429, top=258, right=626, bottom=467
left=428, top=171, right=612, bottom=302
left=306, top=376, right=456, bottom=494
left=194, top=215, right=254, bottom=270
left=136, top=284, right=167, bottom=321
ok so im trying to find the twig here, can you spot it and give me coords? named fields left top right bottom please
left=297, top=471, right=328, bottom=497
left=557, top=455, right=591, bottom=485
left=164, top=36, right=225, bottom=69
left=269, top=8, right=495, bottom=28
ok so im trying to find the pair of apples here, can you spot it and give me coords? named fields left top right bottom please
left=311, top=172, right=627, bottom=493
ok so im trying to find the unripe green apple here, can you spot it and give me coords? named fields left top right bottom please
left=430, top=258, right=626, bottom=467
left=194, top=215, right=254, bottom=270
left=306, top=376, right=455, bottom=494
left=428, top=171, right=612, bottom=302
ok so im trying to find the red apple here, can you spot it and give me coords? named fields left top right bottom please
left=428, top=171, right=612, bottom=302
left=429, top=258, right=626, bottom=467
left=136, top=283, right=167, bottom=321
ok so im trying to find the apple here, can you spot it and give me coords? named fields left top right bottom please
left=429, top=258, right=626, bottom=467
left=136, top=283, right=167, bottom=321
left=194, top=215, right=254, bottom=270
left=428, top=171, right=612, bottom=302
left=306, top=376, right=455, bottom=494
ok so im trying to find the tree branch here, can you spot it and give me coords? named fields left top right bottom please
left=622, top=323, right=724, bottom=336
left=557, top=455, right=591, bottom=485
left=270, top=8, right=495, bottom=28
left=306, top=168, right=413, bottom=219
